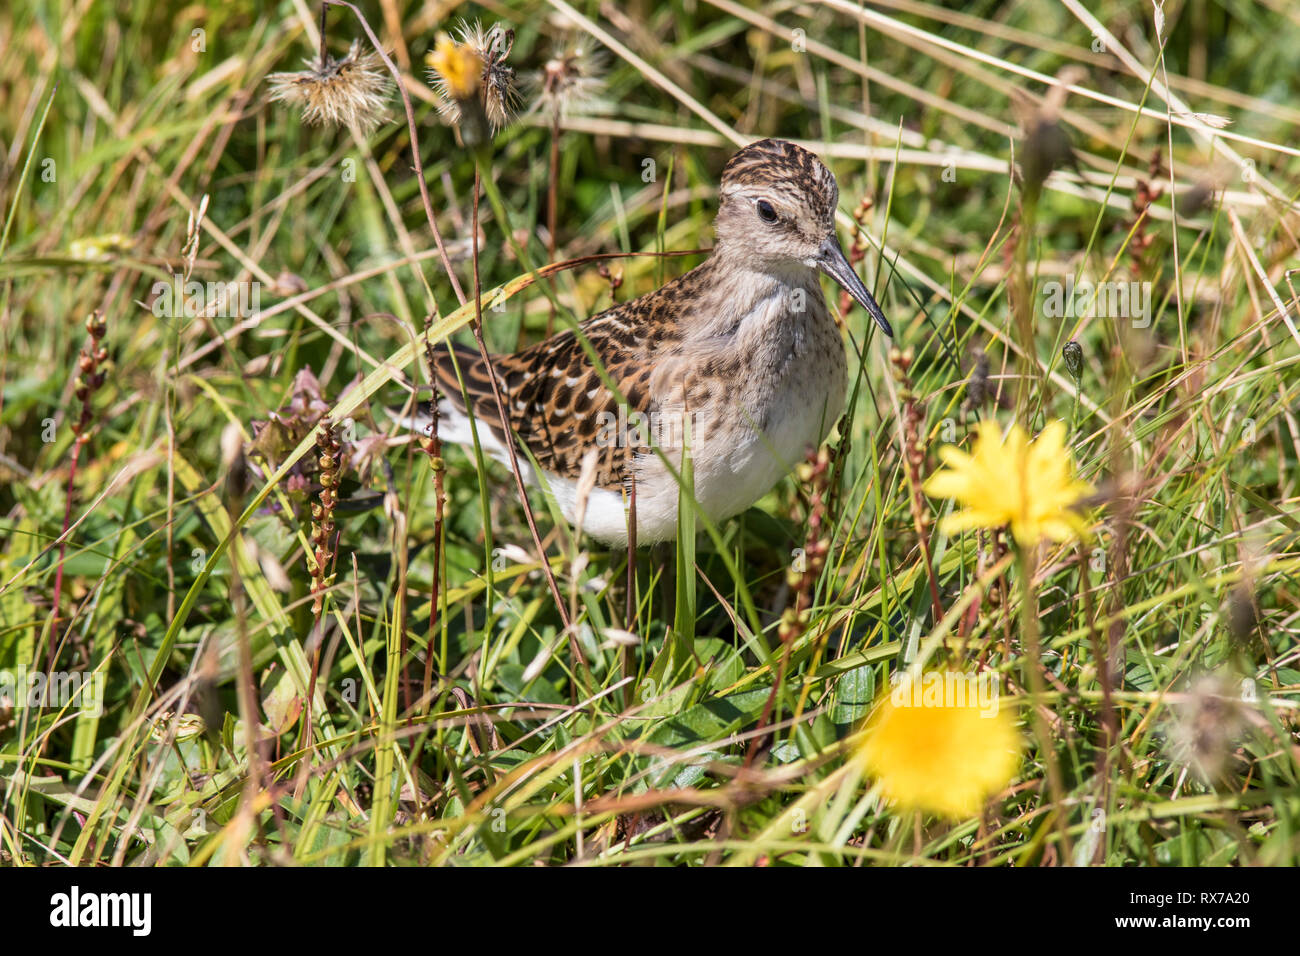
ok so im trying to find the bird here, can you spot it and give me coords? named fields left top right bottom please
left=398, top=138, right=893, bottom=547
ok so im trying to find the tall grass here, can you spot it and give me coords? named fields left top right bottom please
left=1, top=0, right=1298, bottom=866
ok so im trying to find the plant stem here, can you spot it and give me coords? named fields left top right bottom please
left=1018, top=545, right=1073, bottom=861
left=323, top=0, right=466, bottom=306
left=624, top=476, right=637, bottom=709
left=420, top=330, right=447, bottom=712
left=469, top=160, right=572, bottom=635
left=1078, top=541, right=1116, bottom=865
left=317, top=3, right=328, bottom=68
left=545, top=109, right=561, bottom=339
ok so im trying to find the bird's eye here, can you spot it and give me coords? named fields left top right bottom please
left=756, top=200, right=778, bottom=223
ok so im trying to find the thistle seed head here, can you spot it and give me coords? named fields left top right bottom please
left=532, top=43, right=606, bottom=118
left=268, top=39, right=393, bottom=134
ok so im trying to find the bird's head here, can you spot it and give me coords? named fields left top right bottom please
left=714, top=138, right=893, bottom=337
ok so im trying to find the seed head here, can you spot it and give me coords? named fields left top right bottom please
left=268, top=39, right=393, bottom=134
left=1011, top=66, right=1085, bottom=203
left=1169, top=673, right=1252, bottom=785
left=966, top=349, right=991, bottom=409
left=532, top=43, right=605, bottom=117
left=1062, top=340, right=1084, bottom=382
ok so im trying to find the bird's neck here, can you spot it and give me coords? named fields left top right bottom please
left=676, top=248, right=825, bottom=344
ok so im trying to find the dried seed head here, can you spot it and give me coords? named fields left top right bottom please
left=1169, top=673, right=1251, bottom=785
left=966, top=349, right=991, bottom=408
left=268, top=39, right=393, bottom=134
left=1011, top=66, right=1085, bottom=202
left=532, top=43, right=605, bottom=117
left=1227, top=583, right=1259, bottom=645
left=1180, top=179, right=1219, bottom=217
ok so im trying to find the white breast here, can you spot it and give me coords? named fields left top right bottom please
left=695, top=324, right=845, bottom=523
left=624, top=288, right=847, bottom=544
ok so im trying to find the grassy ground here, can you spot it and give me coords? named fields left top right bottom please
left=2, top=0, right=1299, bottom=866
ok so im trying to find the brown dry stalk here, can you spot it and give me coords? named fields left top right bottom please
left=47, top=311, right=108, bottom=674
left=744, top=447, right=831, bottom=768
left=891, top=346, right=944, bottom=624
left=468, top=164, right=575, bottom=635
left=419, top=328, right=448, bottom=711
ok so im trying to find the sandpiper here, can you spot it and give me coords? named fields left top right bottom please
left=402, top=138, right=892, bottom=546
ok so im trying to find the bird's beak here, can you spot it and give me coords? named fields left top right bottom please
left=817, top=237, right=893, bottom=338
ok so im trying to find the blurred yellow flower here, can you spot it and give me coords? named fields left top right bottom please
left=427, top=32, right=483, bottom=103
left=858, top=674, right=1021, bottom=819
left=68, top=233, right=133, bottom=261
left=923, top=419, right=1092, bottom=546
left=427, top=22, right=519, bottom=138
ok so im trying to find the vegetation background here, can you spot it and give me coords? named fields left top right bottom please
left=1, top=0, right=1298, bottom=866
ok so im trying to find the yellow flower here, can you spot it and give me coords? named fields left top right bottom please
left=858, top=673, right=1021, bottom=819
left=69, top=233, right=133, bottom=261
left=427, top=22, right=519, bottom=136
left=427, top=32, right=482, bottom=103
left=923, top=419, right=1092, bottom=546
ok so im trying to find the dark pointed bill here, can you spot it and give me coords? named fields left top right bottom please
left=817, top=237, right=893, bottom=338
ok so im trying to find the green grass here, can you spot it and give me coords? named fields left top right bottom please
left=2, top=0, right=1299, bottom=866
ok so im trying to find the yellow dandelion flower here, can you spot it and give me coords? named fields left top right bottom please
left=427, top=31, right=483, bottom=103
left=858, top=673, right=1021, bottom=819
left=69, top=233, right=134, bottom=261
left=923, top=419, right=1093, bottom=547
left=427, top=22, right=519, bottom=134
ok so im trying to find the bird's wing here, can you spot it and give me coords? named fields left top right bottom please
left=429, top=308, right=672, bottom=490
